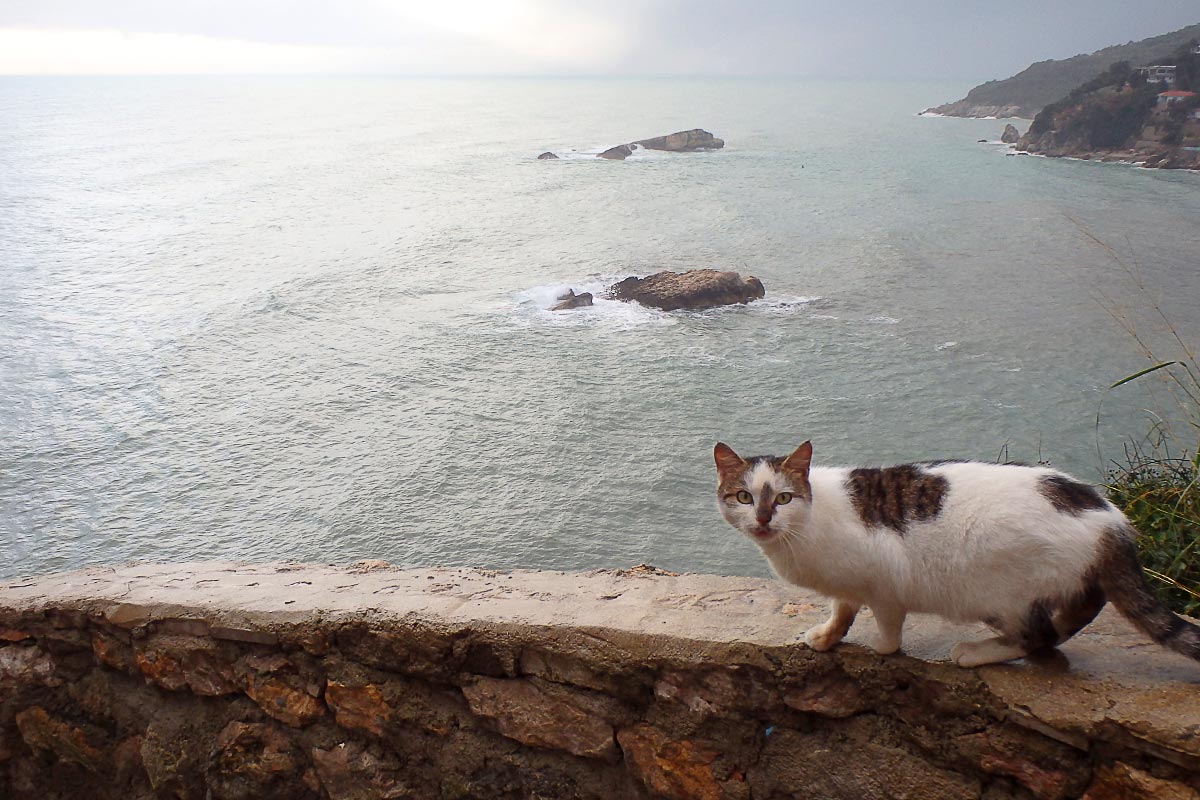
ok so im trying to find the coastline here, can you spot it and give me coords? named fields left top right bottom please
left=1006, top=143, right=1200, bottom=171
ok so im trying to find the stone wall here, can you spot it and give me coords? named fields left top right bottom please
left=1, top=562, right=1199, bottom=799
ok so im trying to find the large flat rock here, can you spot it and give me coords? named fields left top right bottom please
left=608, top=269, right=765, bottom=311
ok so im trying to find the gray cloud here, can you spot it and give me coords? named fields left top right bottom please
left=2, top=0, right=1197, bottom=79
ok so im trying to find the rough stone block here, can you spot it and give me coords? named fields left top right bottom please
left=617, top=724, right=723, bottom=800
left=325, top=681, right=392, bottom=735
left=206, top=721, right=315, bottom=800
left=92, top=631, right=136, bottom=672
left=154, top=618, right=211, bottom=638
left=245, top=673, right=325, bottom=727
left=0, top=644, right=59, bottom=689
left=134, top=637, right=238, bottom=695
left=311, top=741, right=410, bottom=800
left=782, top=669, right=873, bottom=718
left=750, top=728, right=980, bottom=800
left=1082, top=762, right=1200, bottom=800
left=463, top=676, right=617, bottom=760
left=14, top=706, right=105, bottom=773
left=210, top=625, right=279, bottom=646
left=655, top=665, right=780, bottom=721
left=105, top=603, right=154, bottom=627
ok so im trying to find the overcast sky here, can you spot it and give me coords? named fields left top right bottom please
left=1, top=1, right=1197, bottom=81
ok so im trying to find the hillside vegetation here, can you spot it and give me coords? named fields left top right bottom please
left=1018, top=44, right=1200, bottom=167
left=926, top=22, right=1200, bottom=118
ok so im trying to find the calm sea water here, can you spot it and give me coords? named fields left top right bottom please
left=2, top=77, right=1198, bottom=580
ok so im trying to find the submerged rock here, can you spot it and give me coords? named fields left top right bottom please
left=608, top=269, right=765, bottom=311
left=634, top=129, right=725, bottom=152
left=549, top=289, right=594, bottom=311
left=598, top=144, right=635, bottom=160
left=1001, top=124, right=1021, bottom=144
left=536, top=151, right=559, bottom=160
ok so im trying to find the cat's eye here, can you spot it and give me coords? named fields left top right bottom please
left=776, top=492, right=793, bottom=505
left=734, top=490, right=753, bottom=504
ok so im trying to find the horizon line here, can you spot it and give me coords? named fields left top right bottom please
left=0, top=72, right=981, bottom=83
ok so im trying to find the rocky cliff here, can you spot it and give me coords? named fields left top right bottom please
left=1016, top=60, right=1200, bottom=169
left=3, top=562, right=1200, bottom=799
left=924, top=23, right=1200, bottom=119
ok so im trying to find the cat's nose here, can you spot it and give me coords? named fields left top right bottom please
left=756, top=515, right=771, bottom=526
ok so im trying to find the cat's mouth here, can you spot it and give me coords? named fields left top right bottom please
left=750, top=525, right=776, bottom=541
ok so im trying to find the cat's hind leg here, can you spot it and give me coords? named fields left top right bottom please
left=870, top=604, right=907, bottom=655
left=805, top=598, right=858, bottom=651
left=1052, top=581, right=1106, bottom=644
left=951, top=601, right=1058, bottom=667
left=950, top=636, right=1028, bottom=667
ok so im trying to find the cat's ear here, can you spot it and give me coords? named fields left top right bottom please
left=714, top=442, right=745, bottom=478
left=782, top=441, right=813, bottom=475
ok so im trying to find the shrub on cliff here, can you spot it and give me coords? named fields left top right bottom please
left=1108, top=444, right=1200, bottom=617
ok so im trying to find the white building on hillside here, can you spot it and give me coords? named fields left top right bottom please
left=1139, top=65, right=1177, bottom=84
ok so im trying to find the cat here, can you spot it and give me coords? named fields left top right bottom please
left=713, top=440, right=1200, bottom=667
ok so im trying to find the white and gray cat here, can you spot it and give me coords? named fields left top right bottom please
left=714, top=440, right=1200, bottom=667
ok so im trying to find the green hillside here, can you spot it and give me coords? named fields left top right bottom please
left=929, top=23, right=1200, bottom=118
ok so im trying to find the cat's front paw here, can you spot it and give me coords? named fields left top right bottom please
left=804, top=624, right=842, bottom=652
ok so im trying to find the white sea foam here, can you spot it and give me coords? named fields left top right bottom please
left=543, top=145, right=682, bottom=162
left=864, top=315, right=900, bottom=325
left=512, top=276, right=673, bottom=331
left=936, top=341, right=958, bottom=351
left=512, top=279, right=820, bottom=329
left=746, top=294, right=822, bottom=315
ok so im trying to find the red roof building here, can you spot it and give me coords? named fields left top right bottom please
left=1158, top=90, right=1198, bottom=107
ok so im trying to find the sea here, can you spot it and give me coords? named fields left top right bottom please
left=2, top=77, right=1198, bottom=581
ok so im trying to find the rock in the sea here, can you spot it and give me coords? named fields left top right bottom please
left=598, top=144, right=635, bottom=160
left=537, top=151, right=559, bottom=160
left=549, top=290, right=594, bottom=311
left=595, top=130, right=724, bottom=160
left=1000, top=124, right=1020, bottom=144
left=608, top=270, right=764, bottom=312
left=922, top=102, right=1027, bottom=119
left=635, top=129, right=724, bottom=152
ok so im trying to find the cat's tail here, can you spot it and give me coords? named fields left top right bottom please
left=1098, top=526, right=1200, bottom=660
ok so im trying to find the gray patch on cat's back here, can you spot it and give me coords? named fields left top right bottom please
left=1039, top=474, right=1108, bottom=515
left=846, top=465, right=949, bottom=533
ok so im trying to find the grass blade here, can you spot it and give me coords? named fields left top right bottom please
left=1111, top=362, right=1177, bottom=389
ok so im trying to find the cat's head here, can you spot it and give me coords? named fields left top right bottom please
left=714, top=441, right=813, bottom=544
